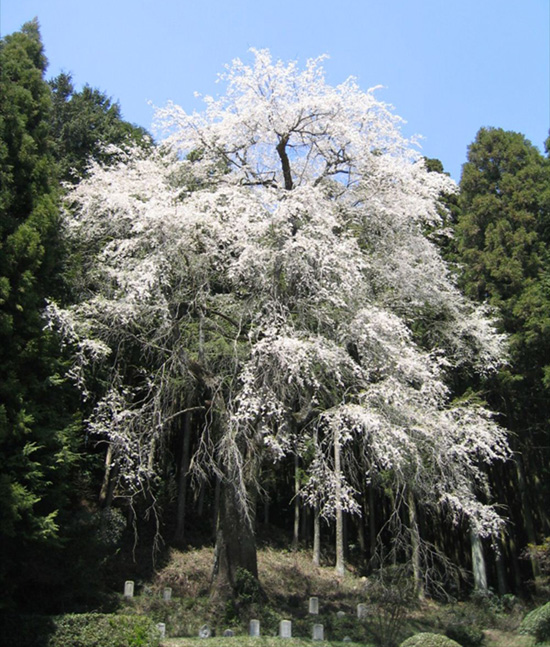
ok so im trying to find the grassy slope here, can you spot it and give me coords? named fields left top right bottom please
left=122, top=546, right=535, bottom=647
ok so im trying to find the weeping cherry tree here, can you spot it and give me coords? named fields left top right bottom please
left=48, top=50, right=510, bottom=597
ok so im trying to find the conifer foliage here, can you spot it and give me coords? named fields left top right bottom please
left=50, top=51, right=510, bottom=595
left=0, top=20, right=77, bottom=607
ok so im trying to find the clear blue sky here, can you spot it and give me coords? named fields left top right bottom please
left=2, top=0, right=549, bottom=180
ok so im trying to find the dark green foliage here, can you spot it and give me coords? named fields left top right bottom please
left=400, top=632, right=462, bottom=647
left=49, top=72, right=150, bottom=183
left=0, top=19, right=83, bottom=611
left=519, top=602, right=550, bottom=643
left=454, top=127, right=550, bottom=586
left=445, top=622, right=484, bottom=647
left=0, top=613, right=160, bottom=647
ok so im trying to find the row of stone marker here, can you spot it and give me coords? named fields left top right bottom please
left=123, top=581, right=369, bottom=640
left=124, top=582, right=368, bottom=619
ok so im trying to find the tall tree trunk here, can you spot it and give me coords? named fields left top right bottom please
left=99, top=443, right=119, bottom=509
left=313, top=504, right=321, bottom=566
left=369, top=484, right=377, bottom=558
left=334, top=428, right=345, bottom=576
left=515, top=453, right=541, bottom=580
left=470, top=527, right=488, bottom=593
left=407, top=489, right=425, bottom=600
left=174, top=412, right=192, bottom=544
left=292, top=452, right=300, bottom=550
left=212, top=478, right=258, bottom=600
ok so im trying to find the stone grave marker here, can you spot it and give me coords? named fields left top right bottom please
left=156, top=623, right=166, bottom=639
left=249, top=619, right=260, bottom=637
left=336, top=610, right=346, bottom=618
left=163, top=587, right=172, bottom=602
left=199, top=624, right=212, bottom=638
left=123, top=580, right=134, bottom=599
left=309, top=596, right=319, bottom=614
left=313, top=624, right=324, bottom=641
left=223, top=629, right=235, bottom=637
left=279, top=620, right=292, bottom=638
left=357, top=603, right=367, bottom=619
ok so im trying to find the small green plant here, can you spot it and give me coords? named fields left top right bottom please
left=400, top=632, right=462, bottom=647
left=519, top=601, right=550, bottom=643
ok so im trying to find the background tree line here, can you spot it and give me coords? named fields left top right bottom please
left=1, top=20, right=549, bottom=615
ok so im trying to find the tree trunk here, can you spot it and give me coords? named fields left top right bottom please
left=515, top=453, right=541, bottom=580
left=334, top=428, right=345, bottom=576
left=211, top=478, right=258, bottom=600
left=99, top=443, right=119, bottom=509
left=313, top=504, right=321, bottom=566
left=408, top=489, right=425, bottom=600
left=292, top=452, right=300, bottom=550
left=174, top=412, right=192, bottom=544
left=470, top=527, right=488, bottom=593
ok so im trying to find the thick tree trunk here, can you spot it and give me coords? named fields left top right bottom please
left=211, top=479, right=258, bottom=600
left=470, top=527, right=488, bottom=592
left=174, top=412, right=192, bottom=544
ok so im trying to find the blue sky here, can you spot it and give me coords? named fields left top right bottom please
left=2, top=0, right=548, bottom=180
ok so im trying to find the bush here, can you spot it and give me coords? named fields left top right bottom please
left=0, top=613, right=161, bottom=647
left=519, top=601, right=550, bottom=643
left=445, top=622, right=484, bottom=647
left=400, top=632, right=462, bottom=647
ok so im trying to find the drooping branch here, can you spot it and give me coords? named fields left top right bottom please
left=276, top=134, right=293, bottom=190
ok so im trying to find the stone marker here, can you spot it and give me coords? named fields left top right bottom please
left=157, top=623, right=166, bottom=639
left=223, top=629, right=235, bottom=637
left=309, top=596, right=319, bottom=614
left=199, top=624, right=212, bottom=638
left=343, top=637, right=352, bottom=643
left=313, top=624, right=324, bottom=641
left=279, top=620, right=292, bottom=638
left=163, top=587, right=172, bottom=601
left=123, top=580, right=134, bottom=599
left=336, top=610, right=346, bottom=618
left=357, top=603, right=367, bottom=619
left=249, top=619, right=260, bottom=637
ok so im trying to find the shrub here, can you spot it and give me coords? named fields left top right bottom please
left=400, top=632, right=462, bottom=647
left=0, top=613, right=161, bottom=647
left=445, top=622, right=484, bottom=647
left=519, top=601, right=550, bottom=643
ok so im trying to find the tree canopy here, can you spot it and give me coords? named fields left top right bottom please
left=48, top=50, right=510, bottom=596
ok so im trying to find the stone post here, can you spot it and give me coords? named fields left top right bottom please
left=249, top=619, right=260, bottom=637
left=279, top=620, right=292, bottom=638
left=357, top=603, right=367, bottom=619
left=309, top=596, right=319, bottom=614
left=163, top=587, right=172, bottom=601
left=123, top=580, right=134, bottom=599
left=157, top=623, right=166, bottom=639
left=313, top=624, right=324, bottom=641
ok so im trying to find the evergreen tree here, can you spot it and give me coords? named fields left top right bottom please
left=49, top=72, right=150, bottom=183
left=0, top=19, right=78, bottom=610
left=455, top=127, right=550, bottom=584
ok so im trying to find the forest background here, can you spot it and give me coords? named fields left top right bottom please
left=1, top=0, right=550, bottom=630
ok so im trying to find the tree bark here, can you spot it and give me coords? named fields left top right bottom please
left=407, top=489, right=425, bottom=600
left=470, top=527, right=488, bottom=593
left=313, top=504, right=321, bottom=566
left=334, top=428, right=345, bottom=576
left=211, top=478, right=258, bottom=600
left=174, top=412, right=192, bottom=544
left=292, top=452, right=300, bottom=550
